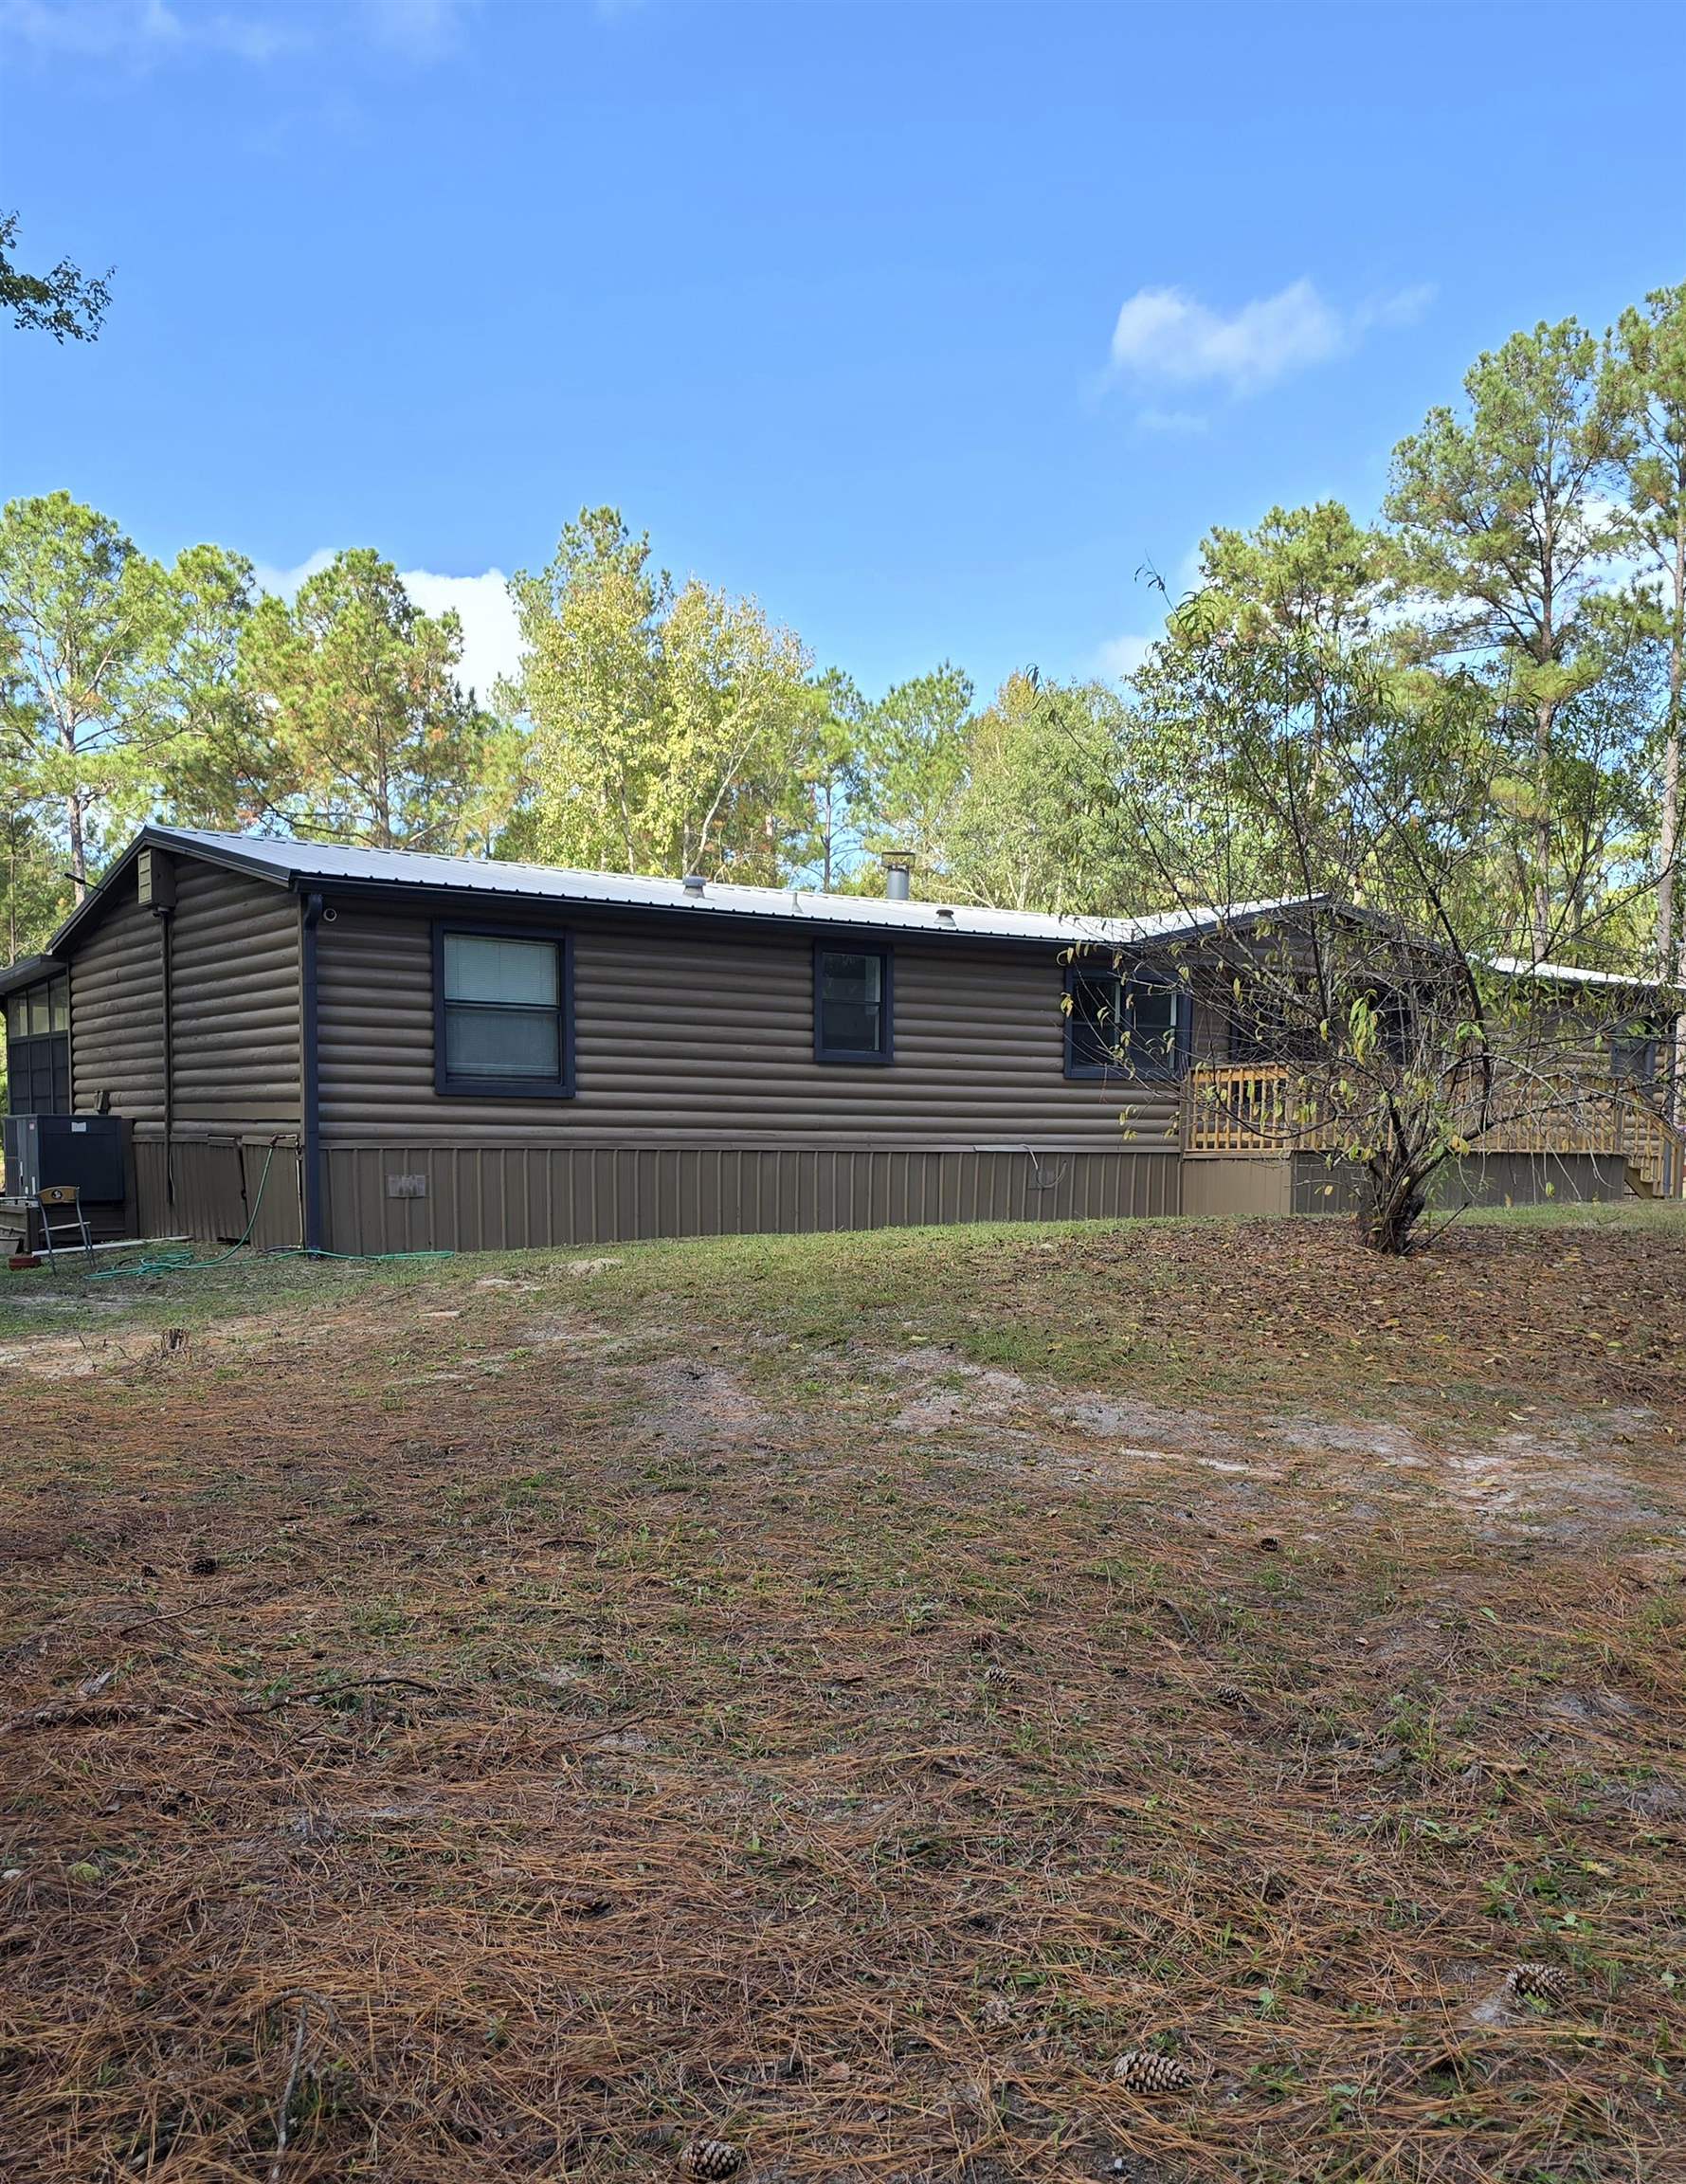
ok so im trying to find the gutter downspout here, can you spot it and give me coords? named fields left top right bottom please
left=157, top=904, right=175, bottom=1208
left=300, top=891, right=324, bottom=1254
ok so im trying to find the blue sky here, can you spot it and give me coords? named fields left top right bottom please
left=3, top=0, right=1683, bottom=705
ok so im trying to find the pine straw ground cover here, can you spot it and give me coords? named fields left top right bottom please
left=1, top=1210, right=1683, bottom=2184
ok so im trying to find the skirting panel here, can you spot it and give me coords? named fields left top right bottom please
left=1181, top=1156, right=1295, bottom=1219
left=319, top=1143, right=1181, bottom=1254
left=1292, top=1149, right=1628, bottom=1215
left=132, top=1134, right=305, bottom=1249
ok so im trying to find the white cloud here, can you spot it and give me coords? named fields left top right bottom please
left=397, top=567, right=523, bottom=701
left=361, top=0, right=478, bottom=64
left=249, top=550, right=336, bottom=598
left=1093, top=632, right=1154, bottom=683
left=1108, top=277, right=1433, bottom=397
left=0, top=0, right=480, bottom=64
left=1092, top=546, right=1208, bottom=684
left=0, top=0, right=305, bottom=62
left=250, top=554, right=525, bottom=703
left=1357, top=283, right=1438, bottom=333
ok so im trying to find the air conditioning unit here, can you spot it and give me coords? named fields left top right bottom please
left=2, top=1114, right=128, bottom=1204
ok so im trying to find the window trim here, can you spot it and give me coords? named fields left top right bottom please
left=1062, top=959, right=1189, bottom=1083
left=4, top=972, right=71, bottom=1117
left=431, top=920, right=575, bottom=1100
left=813, top=941, right=895, bottom=1066
left=1610, top=1028, right=1659, bottom=1087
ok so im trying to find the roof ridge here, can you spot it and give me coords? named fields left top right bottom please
left=43, top=825, right=1315, bottom=959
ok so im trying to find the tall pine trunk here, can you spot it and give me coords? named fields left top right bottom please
left=1662, top=514, right=1685, bottom=1126
left=65, top=791, right=87, bottom=903
left=1532, top=694, right=1555, bottom=962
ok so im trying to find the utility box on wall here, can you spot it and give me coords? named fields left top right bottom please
left=1, top=1114, right=129, bottom=1204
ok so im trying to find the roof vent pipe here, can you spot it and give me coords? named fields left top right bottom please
left=881, top=852, right=915, bottom=902
left=682, top=874, right=706, bottom=895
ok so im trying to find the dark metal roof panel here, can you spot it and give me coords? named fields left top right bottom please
left=73, top=827, right=1315, bottom=954
left=0, top=953, right=59, bottom=998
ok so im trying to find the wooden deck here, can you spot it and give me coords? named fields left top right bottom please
left=1183, top=1064, right=1686, bottom=1199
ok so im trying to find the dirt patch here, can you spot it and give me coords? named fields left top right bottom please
left=634, top=1356, right=773, bottom=1454
left=0, top=1309, right=304, bottom=1382
left=1, top=1221, right=1683, bottom=2182
left=882, top=1346, right=1032, bottom=1432
left=871, top=1343, right=1669, bottom=1547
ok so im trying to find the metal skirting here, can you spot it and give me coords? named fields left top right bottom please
left=318, top=1143, right=1181, bottom=1254
left=1292, top=1150, right=1628, bottom=1216
left=1181, top=1148, right=1631, bottom=1220
left=132, top=1135, right=305, bottom=1249
left=1180, top=1156, right=1296, bottom=1219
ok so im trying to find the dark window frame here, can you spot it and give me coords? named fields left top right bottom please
left=1610, top=1027, right=1659, bottom=1087
left=431, top=920, right=575, bottom=1100
left=1062, top=959, right=1190, bottom=1083
left=813, top=942, right=895, bottom=1065
left=4, top=973, right=71, bottom=1116
left=1228, top=981, right=1412, bottom=1067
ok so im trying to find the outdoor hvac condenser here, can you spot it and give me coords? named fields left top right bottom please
left=1, top=1115, right=128, bottom=1204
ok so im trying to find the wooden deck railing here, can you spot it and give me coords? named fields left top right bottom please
left=1616, top=1093, right=1686, bottom=1198
left=1183, top=1063, right=1686, bottom=1197
left=1180, top=1065, right=1335, bottom=1155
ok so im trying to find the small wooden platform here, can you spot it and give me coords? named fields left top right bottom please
left=1, top=1195, right=132, bottom=1257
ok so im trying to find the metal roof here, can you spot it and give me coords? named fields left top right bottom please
left=1487, top=955, right=1656, bottom=992
left=104, top=827, right=1314, bottom=953
left=0, top=953, right=58, bottom=999
left=36, top=829, right=1673, bottom=997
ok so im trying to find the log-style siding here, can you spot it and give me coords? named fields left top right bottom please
left=166, top=859, right=301, bottom=1129
left=45, top=839, right=1653, bottom=1253
left=60, top=852, right=305, bottom=1245
left=69, top=874, right=167, bottom=1120
left=70, top=853, right=301, bottom=1136
left=317, top=906, right=1182, bottom=1149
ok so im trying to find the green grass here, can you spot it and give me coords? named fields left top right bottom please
left=3, top=1197, right=1678, bottom=1391
left=4, top=1216, right=1122, bottom=1354
left=2, top=1203, right=1682, bottom=2183
left=0, top=1242, right=455, bottom=1344
left=1459, top=1195, right=1686, bottom=1232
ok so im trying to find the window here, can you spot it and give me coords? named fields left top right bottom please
left=815, top=945, right=893, bottom=1064
left=1610, top=1028, right=1659, bottom=1087
left=1064, top=963, right=1186, bottom=1080
left=1228, top=990, right=1314, bottom=1065
left=1227, top=983, right=1410, bottom=1066
left=432, top=926, right=573, bottom=1098
left=4, top=974, right=71, bottom=1115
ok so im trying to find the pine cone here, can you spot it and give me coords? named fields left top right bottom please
left=680, top=2140, right=743, bottom=2180
left=1112, top=2049, right=1192, bottom=2094
left=1507, top=1962, right=1568, bottom=2007
left=1214, top=1682, right=1246, bottom=1707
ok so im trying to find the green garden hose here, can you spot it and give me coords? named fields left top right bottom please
left=88, top=1143, right=454, bottom=1279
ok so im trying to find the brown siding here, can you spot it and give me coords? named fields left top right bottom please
left=319, top=1141, right=1180, bottom=1255
left=70, top=872, right=166, bottom=1120
left=1189, top=990, right=1232, bottom=1065
left=167, top=857, right=301, bottom=1130
left=71, top=851, right=301, bottom=1136
left=317, top=906, right=1183, bottom=1150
